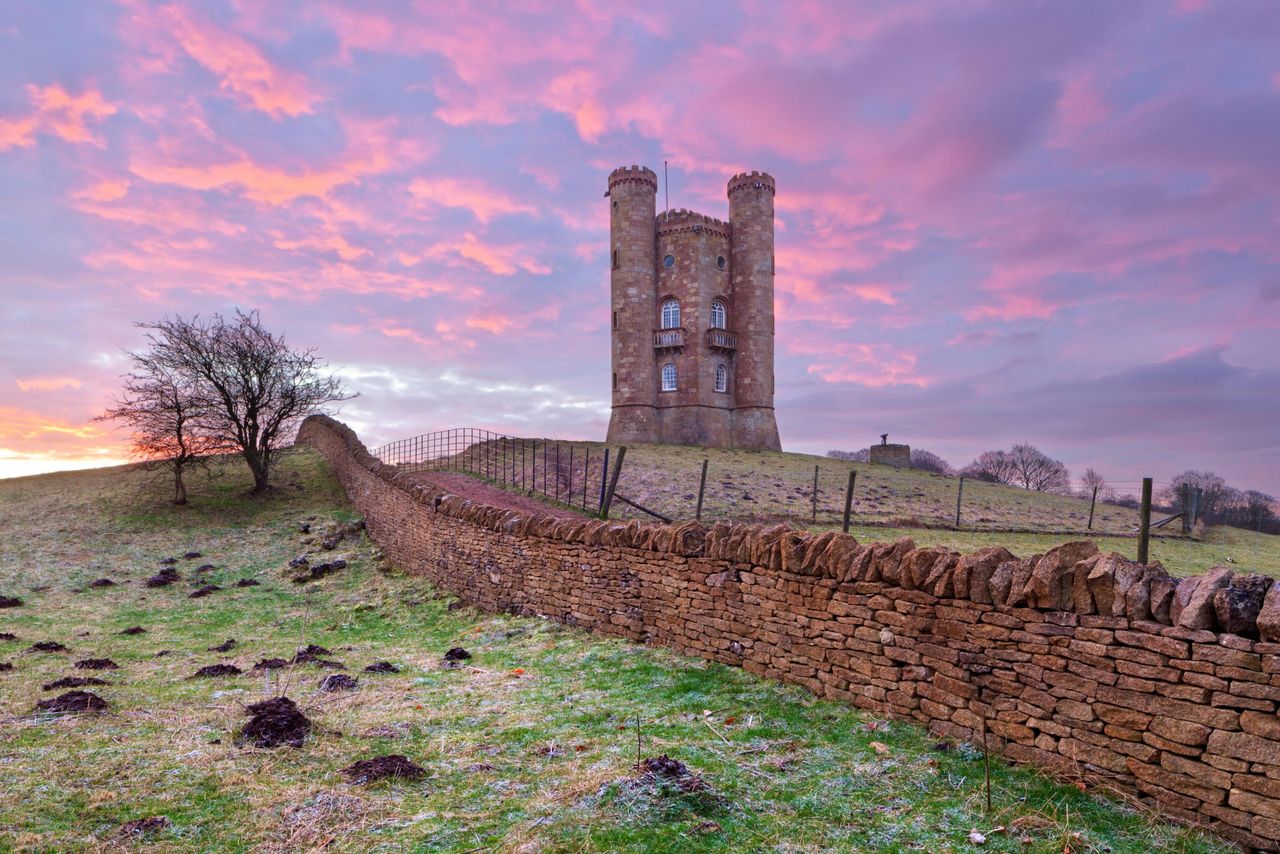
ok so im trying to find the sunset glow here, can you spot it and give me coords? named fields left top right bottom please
left=1, top=1, right=1277, bottom=490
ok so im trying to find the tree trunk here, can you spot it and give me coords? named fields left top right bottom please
left=244, top=449, right=270, bottom=493
left=173, top=463, right=188, bottom=506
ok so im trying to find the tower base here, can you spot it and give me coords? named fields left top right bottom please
left=607, top=405, right=781, bottom=451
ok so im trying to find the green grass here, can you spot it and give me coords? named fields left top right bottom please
left=0, top=452, right=1234, bottom=852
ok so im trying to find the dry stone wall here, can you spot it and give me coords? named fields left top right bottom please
left=299, top=415, right=1280, bottom=851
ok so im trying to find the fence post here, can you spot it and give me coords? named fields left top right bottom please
left=954, top=476, right=965, bottom=529
left=1180, top=484, right=1191, bottom=534
left=598, top=448, right=610, bottom=513
left=600, top=446, right=626, bottom=520
left=582, top=448, right=590, bottom=509
left=842, top=470, right=856, bottom=533
left=812, top=464, right=820, bottom=523
left=555, top=444, right=562, bottom=502
left=696, top=458, right=709, bottom=522
left=1192, top=487, right=1202, bottom=527
left=1137, top=477, right=1153, bottom=565
left=1087, top=486, right=1098, bottom=531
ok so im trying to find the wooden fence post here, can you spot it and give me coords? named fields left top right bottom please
left=598, top=448, right=610, bottom=513
left=812, top=464, right=820, bottom=523
left=600, top=446, right=626, bottom=520
left=1180, top=484, right=1191, bottom=534
left=1087, top=486, right=1098, bottom=531
left=954, top=476, right=965, bottom=529
left=696, top=458, right=709, bottom=522
left=1137, top=477, right=1153, bottom=565
left=842, top=470, right=856, bottom=533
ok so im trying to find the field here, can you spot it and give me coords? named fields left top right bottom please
left=0, top=451, right=1235, bottom=852
left=402, top=437, right=1280, bottom=578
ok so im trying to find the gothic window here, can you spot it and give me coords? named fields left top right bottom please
left=715, top=364, right=728, bottom=393
left=612, top=249, right=619, bottom=269
left=661, top=363, right=677, bottom=392
left=711, top=300, right=726, bottom=330
left=660, top=299, right=681, bottom=329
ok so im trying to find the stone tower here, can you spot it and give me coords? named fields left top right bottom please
left=605, top=165, right=782, bottom=451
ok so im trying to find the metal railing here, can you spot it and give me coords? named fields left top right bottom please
left=372, top=428, right=616, bottom=515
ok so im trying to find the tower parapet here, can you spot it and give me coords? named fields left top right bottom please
left=605, top=165, right=781, bottom=451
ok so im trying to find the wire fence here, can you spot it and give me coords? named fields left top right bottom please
left=372, top=430, right=1191, bottom=539
left=373, top=428, right=618, bottom=516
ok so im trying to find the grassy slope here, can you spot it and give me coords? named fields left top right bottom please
left=466, top=440, right=1278, bottom=578
left=0, top=453, right=1231, bottom=853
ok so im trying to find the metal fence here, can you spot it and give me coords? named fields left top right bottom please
left=372, top=428, right=616, bottom=516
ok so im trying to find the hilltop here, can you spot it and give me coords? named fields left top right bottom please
left=0, top=451, right=1232, bottom=852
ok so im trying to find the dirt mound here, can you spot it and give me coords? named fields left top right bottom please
left=195, top=564, right=215, bottom=572
left=183, top=551, right=202, bottom=559
left=35, top=690, right=108, bottom=714
left=29, top=641, right=67, bottom=652
left=0, top=632, right=17, bottom=640
left=319, top=673, right=359, bottom=692
left=118, top=816, right=169, bottom=836
left=75, top=658, right=120, bottom=670
left=234, top=578, right=260, bottom=588
left=0, top=662, right=13, bottom=672
left=189, top=584, right=221, bottom=598
left=443, top=647, right=471, bottom=662
left=159, top=557, right=177, bottom=566
left=291, top=559, right=347, bottom=584
left=637, top=755, right=712, bottom=793
left=294, top=644, right=344, bottom=668
left=298, top=643, right=332, bottom=656
left=208, top=639, right=236, bottom=652
left=120, top=626, right=146, bottom=635
left=238, top=696, right=311, bottom=748
left=193, top=663, right=242, bottom=678
left=145, top=568, right=179, bottom=588
left=43, top=676, right=109, bottom=690
left=340, top=754, right=426, bottom=783
left=252, top=657, right=289, bottom=671
left=0, top=596, right=23, bottom=608
left=363, top=661, right=399, bottom=673
left=89, top=578, right=116, bottom=588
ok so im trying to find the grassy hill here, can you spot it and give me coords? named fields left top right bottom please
left=415, top=438, right=1280, bottom=578
left=0, top=453, right=1236, bottom=852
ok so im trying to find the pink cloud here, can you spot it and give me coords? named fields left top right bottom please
left=408, top=177, right=538, bottom=223
left=0, top=83, right=116, bottom=150
left=796, top=341, right=932, bottom=388
left=424, top=233, right=551, bottom=276
left=15, top=377, right=83, bottom=392
left=147, top=2, right=318, bottom=117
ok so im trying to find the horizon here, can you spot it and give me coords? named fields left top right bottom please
left=2, top=1, right=1278, bottom=495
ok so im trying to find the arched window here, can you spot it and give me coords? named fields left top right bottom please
left=711, top=300, right=726, bottom=330
left=660, top=299, right=681, bottom=329
left=661, top=363, right=677, bottom=392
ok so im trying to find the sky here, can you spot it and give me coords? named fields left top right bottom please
left=0, top=0, right=1277, bottom=495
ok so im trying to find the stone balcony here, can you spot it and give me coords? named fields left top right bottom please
left=706, top=329, right=737, bottom=351
left=653, top=327, right=685, bottom=350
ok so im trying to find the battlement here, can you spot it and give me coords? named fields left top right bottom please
left=608, top=164, right=658, bottom=191
left=727, top=170, right=776, bottom=197
left=656, top=208, right=731, bottom=238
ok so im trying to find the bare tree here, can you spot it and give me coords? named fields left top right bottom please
left=1080, top=467, right=1112, bottom=500
left=139, top=310, right=352, bottom=493
left=95, top=356, right=233, bottom=504
left=909, top=449, right=954, bottom=476
left=961, top=450, right=1017, bottom=484
left=1242, top=490, right=1278, bottom=532
left=1165, top=470, right=1230, bottom=518
left=1007, top=443, right=1071, bottom=493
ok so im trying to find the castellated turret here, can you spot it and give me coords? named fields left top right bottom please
left=605, top=165, right=782, bottom=451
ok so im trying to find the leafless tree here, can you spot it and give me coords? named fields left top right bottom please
left=95, top=356, right=233, bottom=504
left=1080, top=467, right=1113, bottom=500
left=138, top=310, right=352, bottom=493
left=1164, top=470, right=1230, bottom=518
left=1007, top=443, right=1072, bottom=493
left=1242, top=491, right=1278, bottom=532
left=909, top=449, right=954, bottom=476
left=961, top=450, right=1017, bottom=484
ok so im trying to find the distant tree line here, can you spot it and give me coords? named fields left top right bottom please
left=98, top=310, right=351, bottom=503
left=826, top=443, right=1277, bottom=535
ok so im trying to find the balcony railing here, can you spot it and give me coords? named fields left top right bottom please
left=653, top=327, right=685, bottom=349
left=706, top=328, right=737, bottom=351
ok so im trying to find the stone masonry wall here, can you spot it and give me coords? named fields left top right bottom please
left=299, top=415, right=1280, bottom=851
